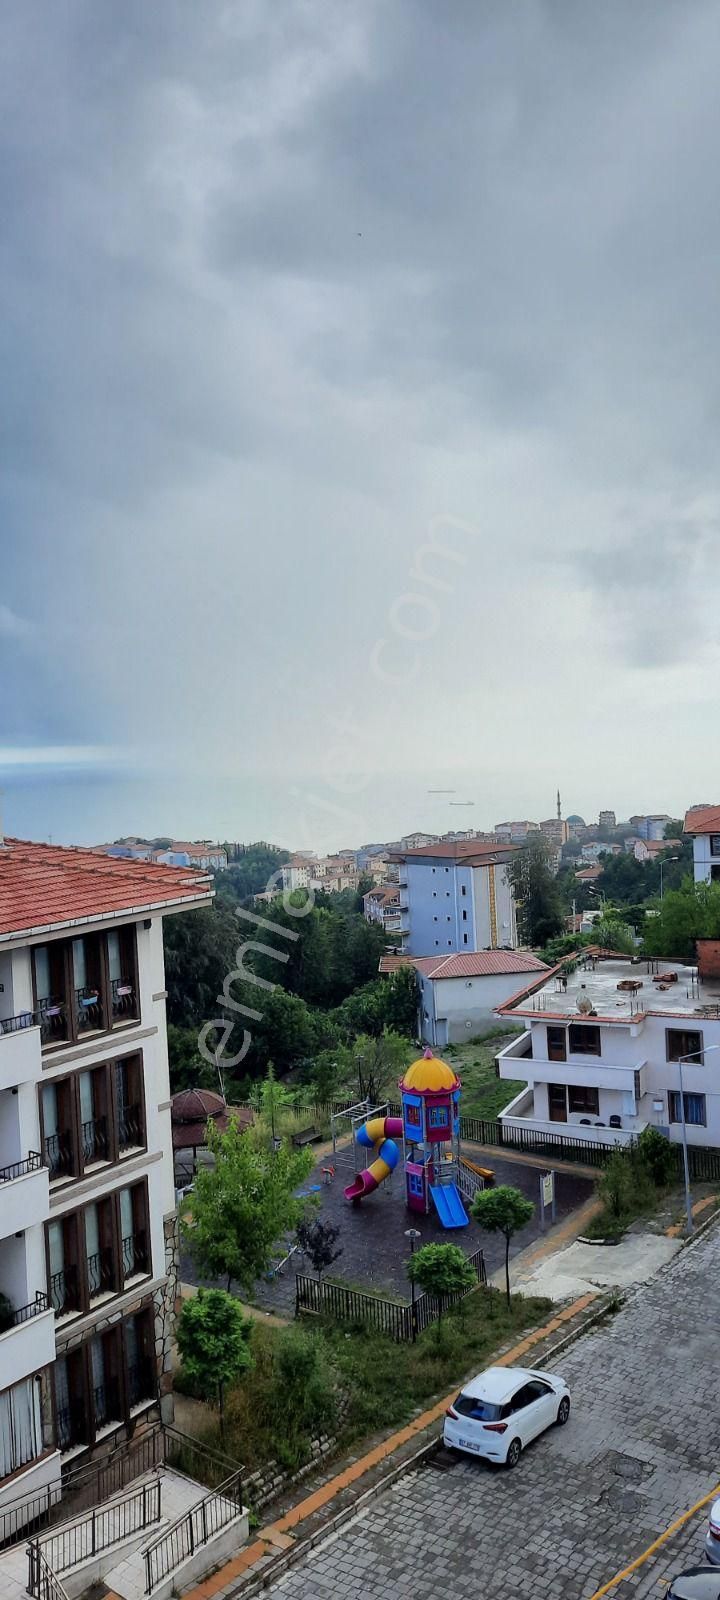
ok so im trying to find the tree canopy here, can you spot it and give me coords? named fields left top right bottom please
left=182, top=1118, right=314, bottom=1294
left=508, top=836, right=565, bottom=947
left=642, top=881, right=720, bottom=961
left=407, top=1242, right=477, bottom=1329
left=176, top=1288, right=253, bottom=1440
left=471, top=1185, right=534, bottom=1304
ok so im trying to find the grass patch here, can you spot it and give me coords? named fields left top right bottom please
left=175, top=1284, right=551, bottom=1483
left=442, top=1032, right=525, bottom=1120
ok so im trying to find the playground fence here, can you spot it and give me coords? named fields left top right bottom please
left=295, top=1246, right=487, bottom=1342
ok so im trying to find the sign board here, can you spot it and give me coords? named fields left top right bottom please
left=542, top=1172, right=554, bottom=1207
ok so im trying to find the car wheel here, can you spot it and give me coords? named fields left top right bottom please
left=505, top=1438, right=522, bottom=1469
left=556, top=1397, right=570, bottom=1426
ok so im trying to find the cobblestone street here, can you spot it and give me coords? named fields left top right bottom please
left=263, top=1223, right=720, bottom=1599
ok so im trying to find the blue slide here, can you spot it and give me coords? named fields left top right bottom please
left=429, top=1182, right=469, bottom=1229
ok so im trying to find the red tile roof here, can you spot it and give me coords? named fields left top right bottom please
left=392, top=840, right=518, bottom=864
left=379, top=951, right=547, bottom=979
left=684, top=806, right=720, bottom=835
left=0, top=837, right=213, bottom=942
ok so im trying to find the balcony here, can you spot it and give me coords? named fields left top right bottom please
left=0, top=1294, right=55, bottom=1389
left=111, top=978, right=138, bottom=1022
left=0, top=1023, right=42, bottom=1091
left=0, top=1155, right=49, bottom=1239
left=81, top=1116, right=109, bottom=1167
left=118, top=1103, right=143, bottom=1154
left=50, top=1264, right=81, bottom=1319
left=87, top=1247, right=116, bottom=1302
left=44, top=1131, right=75, bottom=1183
left=75, top=988, right=106, bottom=1036
left=499, top=1086, right=647, bottom=1149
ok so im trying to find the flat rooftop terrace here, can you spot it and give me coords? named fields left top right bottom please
left=506, top=955, right=720, bottom=1020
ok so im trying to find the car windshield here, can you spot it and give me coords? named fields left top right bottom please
left=453, top=1393, right=502, bottom=1421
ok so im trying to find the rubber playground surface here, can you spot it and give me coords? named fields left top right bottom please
left=180, top=1144, right=595, bottom=1317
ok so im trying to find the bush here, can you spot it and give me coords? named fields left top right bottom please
left=637, top=1126, right=677, bottom=1187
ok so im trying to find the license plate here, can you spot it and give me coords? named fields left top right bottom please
left=458, top=1437, right=481, bottom=1452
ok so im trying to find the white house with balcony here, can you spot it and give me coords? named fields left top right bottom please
left=0, top=835, right=215, bottom=1535
left=685, top=804, right=720, bottom=885
left=495, top=950, right=720, bottom=1150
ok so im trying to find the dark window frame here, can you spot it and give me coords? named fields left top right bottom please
left=568, top=1024, right=601, bottom=1057
left=546, top=1026, right=567, bottom=1063
left=568, top=1084, right=600, bottom=1116
left=45, top=1176, right=151, bottom=1323
left=40, top=1052, right=146, bottom=1187
left=710, top=836, right=720, bottom=857
left=668, top=1090, right=707, bottom=1127
left=666, top=1028, right=704, bottom=1064
left=32, top=927, right=140, bottom=1053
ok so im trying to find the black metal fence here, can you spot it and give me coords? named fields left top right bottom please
left=296, top=1245, right=487, bottom=1342
left=28, top=1478, right=161, bottom=1588
left=144, top=1471, right=243, bottom=1595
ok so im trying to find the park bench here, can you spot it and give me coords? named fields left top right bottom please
left=292, top=1125, right=322, bottom=1149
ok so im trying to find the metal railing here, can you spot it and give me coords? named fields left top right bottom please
left=111, top=978, right=138, bottom=1020
left=81, top=1115, right=109, bottom=1165
left=456, top=1159, right=485, bottom=1199
left=0, top=1150, right=45, bottom=1182
left=0, top=1290, right=50, bottom=1333
left=0, top=1424, right=241, bottom=1552
left=144, top=1472, right=243, bottom=1595
left=118, top=1102, right=143, bottom=1150
left=49, top=1264, right=79, bottom=1317
left=26, top=1544, right=70, bottom=1600
left=92, top=1380, right=121, bottom=1431
left=122, top=1229, right=149, bottom=1281
left=75, top=988, right=105, bottom=1034
left=44, top=1132, right=74, bottom=1180
left=128, top=1359, right=156, bottom=1409
left=87, top=1246, right=115, bottom=1299
left=296, top=1247, right=487, bottom=1342
left=38, top=999, right=69, bottom=1047
left=28, top=1478, right=161, bottom=1588
left=0, top=1010, right=36, bottom=1036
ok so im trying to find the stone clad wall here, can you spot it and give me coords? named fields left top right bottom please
left=155, top=1211, right=180, bottom=1422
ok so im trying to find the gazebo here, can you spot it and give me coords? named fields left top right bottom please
left=171, top=1088, right=253, bottom=1178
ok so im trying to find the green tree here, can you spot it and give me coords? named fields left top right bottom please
left=407, top=1242, right=476, bottom=1335
left=250, top=1061, right=293, bottom=1143
left=183, top=1118, right=313, bottom=1294
left=471, top=1186, right=534, bottom=1305
left=592, top=916, right=636, bottom=954
left=508, top=837, right=565, bottom=947
left=167, top=1025, right=219, bottom=1094
left=176, top=1288, right=253, bottom=1442
left=643, top=881, right=720, bottom=961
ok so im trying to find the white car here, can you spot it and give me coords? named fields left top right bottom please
left=443, top=1365, right=570, bottom=1468
left=705, top=1498, right=720, bottom=1566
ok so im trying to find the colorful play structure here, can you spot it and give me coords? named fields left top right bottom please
left=337, top=1049, right=484, bottom=1230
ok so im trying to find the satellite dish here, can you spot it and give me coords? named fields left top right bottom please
left=576, top=995, right=594, bottom=1015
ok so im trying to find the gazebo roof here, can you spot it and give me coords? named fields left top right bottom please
left=170, top=1089, right=253, bottom=1149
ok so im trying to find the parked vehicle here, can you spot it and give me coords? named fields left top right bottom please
left=706, top=1499, right=720, bottom=1567
left=666, top=1572, right=720, bottom=1598
left=443, top=1365, right=570, bottom=1468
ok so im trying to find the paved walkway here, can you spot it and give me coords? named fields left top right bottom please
left=252, top=1217, right=720, bottom=1600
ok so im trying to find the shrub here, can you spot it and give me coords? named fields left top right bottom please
left=637, top=1126, right=677, bottom=1187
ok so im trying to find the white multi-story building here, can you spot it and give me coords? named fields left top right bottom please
left=0, top=836, right=211, bottom=1522
left=362, top=886, right=401, bottom=932
left=685, top=805, right=720, bottom=885
left=395, top=841, right=518, bottom=956
left=495, top=951, right=720, bottom=1149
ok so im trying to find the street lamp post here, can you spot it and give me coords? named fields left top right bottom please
left=675, top=1043, right=720, bottom=1236
left=659, top=855, right=679, bottom=900
left=405, top=1228, right=421, bottom=1340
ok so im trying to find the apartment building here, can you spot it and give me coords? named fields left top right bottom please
left=493, top=821, right=539, bottom=844
left=685, top=805, right=720, bottom=885
left=0, top=837, right=211, bottom=1522
left=495, top=950, right=720, bottom=1149
left=362, top=885, right=401, bottom=932
left=598, top=810, right=616, bottom=830
left=395, top=840, right=518, bottom=956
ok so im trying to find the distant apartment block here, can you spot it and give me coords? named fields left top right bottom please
left=363, top=886, right=401, bottom=933
left=394, top=840, right=518, bottom=956
left=629, top=814, right=671, bottom=841
left=493, top=821, right=539, bottom=843
left=598, top=810, right=617, bottom=829
left=538, top=818, right=570, bottom=846
left=633, top=837, right=682, bottom=864
left=685, top=806, right=720, bottom=885
left=103, top=840, right=228, bottom=872
left=0, top=835, right=211, bottom=1524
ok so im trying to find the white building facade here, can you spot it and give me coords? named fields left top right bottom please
left=411, top=951, right=549, bottom=1047
left=685, top=805, right=720, bottom=885
left=495, top=952, right=720, bottom=1149
left=0, top=838, right=211, bottom=1525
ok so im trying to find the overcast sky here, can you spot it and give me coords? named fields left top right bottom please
left=3, top=1, right=720, bottom=849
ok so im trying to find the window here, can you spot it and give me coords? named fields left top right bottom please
left=711, top=836, right=720, bottom=857
left=405, top=1104, right=421, bottom=1127
left=79, top=1068, right=110, bottom=1166
left=41, top=1079, right=76, bottom=1181
left=428, top=1106, right=448, bottom=1129
left=568, top=1024, right=601, bottom=1056
left=115, top=1055, right=144, bottom=1154
left=90, top=1329, right=122, bottom=1431
left=48, top=1215, right=81, bottom=1317
left=85, top=1199, right=117, bottom=1300
left=462, top=909, right=467, bottom=921
left=120, top=1184, right=150, bottom=1283
left=668, top=1091, right=707, bottom=1127
left=0, top=1377, right=43, bottom=1480
left=547, top=1026, right=567, bottom=1063
left=40, top=1056, right=145, bottom=1185
left=32, top=929, right=139, bottom=1050
left=433, top=916, right=437, bottom=922
left=453, top=1394, right=502, bottom=1420
left=54, top=1350, right=88, bottom=1452
left=461, top=885, right=467, bottom=896
left=463, top=934, right=468, bottom=945
left=126, top=1310, right=155, bottom=1409
left=666, top=1029, right=703, bottom=1064
left=524, top=1379, right=553, bottom=1401
left=568, top=1085, right=600, bottom=1116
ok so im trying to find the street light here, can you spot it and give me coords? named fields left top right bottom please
left=659, top=855, right=679, bottom=900
left=405, top=1228, right=421, bottom=1337
left=675, top=1043, right=720, bottom=1236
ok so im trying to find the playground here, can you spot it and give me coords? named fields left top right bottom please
left=239, top=1050, right=594, bottom=1318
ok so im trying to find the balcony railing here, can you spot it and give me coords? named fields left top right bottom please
left=38, top=999, right=69, bottom=1048
left=0, top=1150, right=45, bottom=1183
left=75, top=989, right=105, bottom=1035
left=122, top=1230, right=149, bottom=1282
left=44, top=1132, right=75, bottom=1181
left=118, top=1103, right=143, bottom=1152
left=81, top=1116, right=109, bottom=1166
left=56, top=1399, right=87, bottom=1454
left=92, top=1379, right=121, bottom=1430
left=0, top=1290, right=50, bottom=1331
left=0, top=1010, right=36, bottom=1036
left=87, top=1247, right=115, bottom=1300
left=111, top=978, right=138, bottom=1021
left=50, top=1264, right=80, bottom=1317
